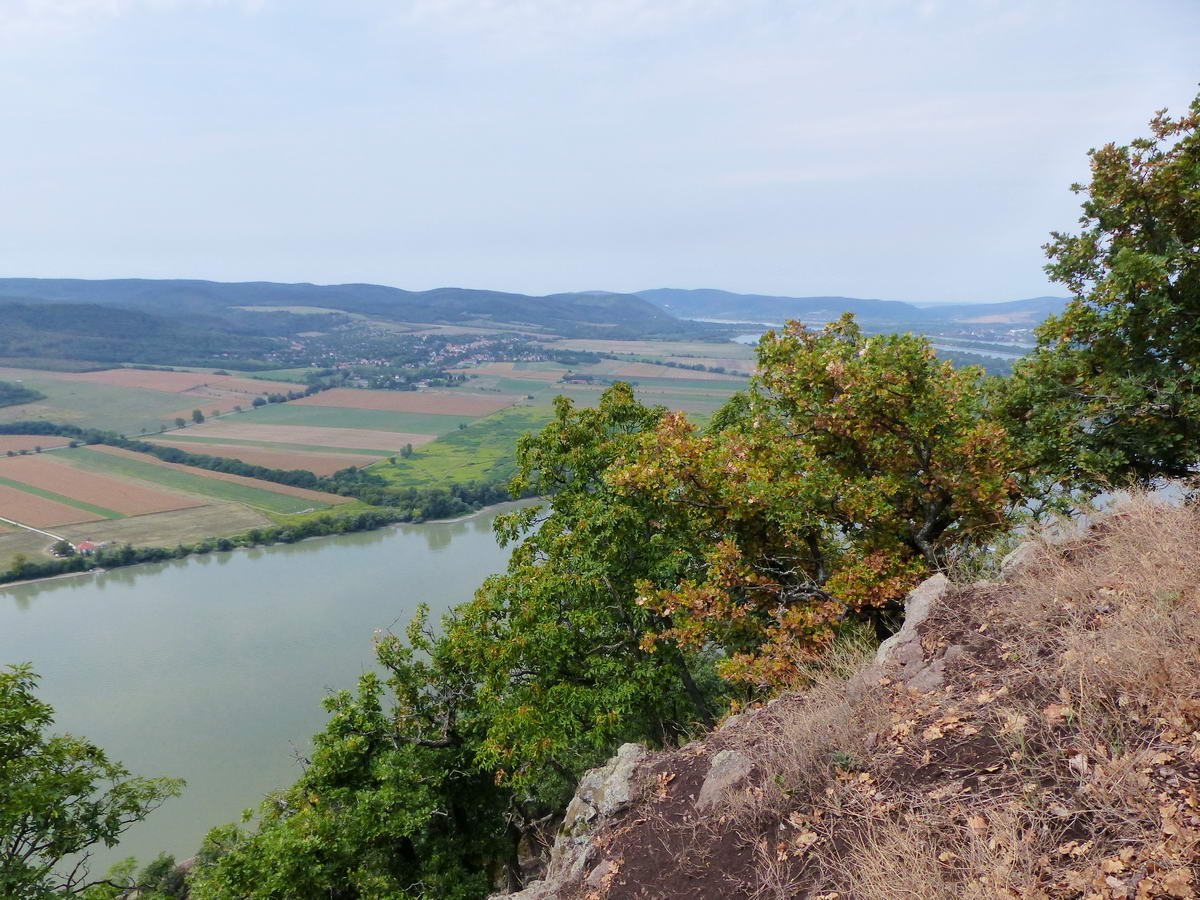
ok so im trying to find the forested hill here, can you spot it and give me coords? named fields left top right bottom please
left=635, top=287, right=1068, bottom=329
left=0, top=279, right=701, bottom=340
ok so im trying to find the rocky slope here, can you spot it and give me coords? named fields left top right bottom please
left=496, top=496, right=1200, bottom=899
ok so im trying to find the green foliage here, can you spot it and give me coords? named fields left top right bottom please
left=188, top=612, right=511, bottom=900
left=614, top=316, right=1021, bottom=685
left=1008, top=92, right=1200, bottom=487
left=0, top=664, right=182, bottom=898
left=448, top=386, right=723, bottom=802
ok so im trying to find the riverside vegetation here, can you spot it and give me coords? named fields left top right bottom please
left=2, top=93, right=1198, bottom=899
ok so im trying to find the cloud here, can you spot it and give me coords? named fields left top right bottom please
left=0, top=0, right=262, bottom=41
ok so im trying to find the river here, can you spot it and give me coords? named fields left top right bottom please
left=0, top=502, right=527, bottom=874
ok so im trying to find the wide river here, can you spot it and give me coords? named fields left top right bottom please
left=0, top=502, right=527, bottom=873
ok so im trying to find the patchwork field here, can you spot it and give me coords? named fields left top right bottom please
left=147, top=440, right=383, bottom=475
left=180, top=422, right=437, bottom=452
left=215, top=402, right=475, bottom=435
left=294, top=388, right=518, bottom=417
left=0, top=435, right=71, bottom=452
left=0, top=484, right=105, bottom=527
left=58, top=447, right=347, bottom=515
left=0, top=455, right=203, bottom=517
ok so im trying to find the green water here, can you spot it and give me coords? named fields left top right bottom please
left=0, top=503, right=526, bottom=873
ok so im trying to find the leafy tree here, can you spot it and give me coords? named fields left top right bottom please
left=1008, top=92, right=1200, bottom=487
left=188, top=613, right=511, bottom=900
left=446, top=385, right=722, bottom=806
left=614, top=315, right=1021, bottom=685
left=190, top=409, right=204, bottom=424
left=173, top=418, right=186, bottom=429
left=252, top=396, right=266, bottom=408
left=0, top=664, right=182, bottom=898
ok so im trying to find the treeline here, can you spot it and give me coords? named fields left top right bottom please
left=0, top=380, right=44, bottom=409
left=0, top=509, right=408, bottom=586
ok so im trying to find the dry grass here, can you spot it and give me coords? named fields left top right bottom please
left=818, top=494, right=1200, bottom=900
left=557, top=494, right=1200, bottom=900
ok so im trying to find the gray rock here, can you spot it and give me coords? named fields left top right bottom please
left=493, top=743, right=649, bottom=900
left=696, top=749, right=754, bottom=809
left=875, top=573, right=949, bottom=666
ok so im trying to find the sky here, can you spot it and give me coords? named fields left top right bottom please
left=0, top=0, right=1196, bottom=303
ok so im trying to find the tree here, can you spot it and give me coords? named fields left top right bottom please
left=252, top=396, right=266, bottom=408
left=614, top=315, right=1021, bottom=686
left=188, top=613, right=511, bottom=900
left=0, top=664, right=182, bottom=898
left=190, top=409, right=204, bottom=424
left=1008, top=92, right=1200, bottom=487
left=51, top=540, right=74, bottom=557
left=445, top=385, right=722, bottom=806
left=173, top=418, right=186, bottom=429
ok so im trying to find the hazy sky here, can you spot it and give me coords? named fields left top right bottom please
left=0, top=0, right=1196, bottom=302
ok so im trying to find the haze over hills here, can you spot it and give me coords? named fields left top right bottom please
left=634, top=287, right=1069, bottom=328
left=0, top=277, right=1069, bottom=370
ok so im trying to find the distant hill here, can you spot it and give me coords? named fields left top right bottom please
left=635, top=288, right=1068, bottom=330
left=0, top=279, right=702, bottom=341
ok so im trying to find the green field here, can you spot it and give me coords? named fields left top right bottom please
left=0, top=375, right=189, bottom=435
left=58, top=448, right=329, bottom=515
left=373, top=406, right=557, bottom=488
left=0, top=474, right=124, bottom=519
left=223, top=402, right=477, bottom=434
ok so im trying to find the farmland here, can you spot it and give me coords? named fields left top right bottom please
left=59, top=447, right=346, bottom=514
left=292, top=388, right=519, bottom=417
left=0, top=333, right=757, bottom=577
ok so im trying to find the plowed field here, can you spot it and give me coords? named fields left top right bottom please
left=182, top=422, right=436, bottom=452
left=0, top=435, right=71, bottom=452
left=88, top=446, right=353, bottom=505
left=0, top=456, right=202, bottom=516
left=449, top=363, right=563, bottom=382
left=0, top=484, right=104, bottom=527
left=294, top=388, right=517, bottom=416
left=148, top=440, right=383, bottom=475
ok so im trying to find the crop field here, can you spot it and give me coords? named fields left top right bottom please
left=57, top=447, right=343, bottom=515
left=375, top=406, right=557, bottom=488
left=147, top=440, right=383, bottom=475
left=610, top=361, right=742, bottom=381
left=0, top=455, right=203, bottom=517
left=294, top=388, right=518, bottom=417
left=449, top=362, right=564, bottom=382
left=84, top=446, right=352, bottom=506
left=58, top=369, right=293, bottom=396
left=180, top=421, right=437, bottom=452
left=0, top=370, right=194, bottom=434
left=0, top=483, right=106, bottom=527
left=142, top=434, right=384, bottom=457
left=218, top=402, right=475, bottom=435
left=0, top=435, right=71, bottom=453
